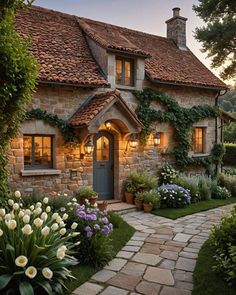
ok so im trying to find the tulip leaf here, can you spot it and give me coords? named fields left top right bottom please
left=6, top=244, right=15, bottom=253
left=37, top=281, right=53, bottom=295
left=19, top=281, right=34, bottom=295
left=0, top=274, right=13, bottom=290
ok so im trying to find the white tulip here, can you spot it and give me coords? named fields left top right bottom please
left=51, top=223, right=59, bottom=231
left=15, top=255, right=28, bottom=267
left=14, top=191, right=21, bottom=198
left=43, top=197, right=49, bottom=204
left=62, top=213, right=68, bottom=221
left=30, top=205, right=34, bottom=211
left=4, top=213, right=11, bottom=220
left=72, top=198, right=77, bottom=202
left=23, top=215, right=30, bottom=224
left=41, top=212, right=48, bottom=221
left=0, top=209, right=5, bottom=217
left=0, top=229, right=3, bottom=237
left=56, top=216, right=62, bottom=224
left=74, top=241, right=81, bottom=246
left=36, top=202, right=42, bottom=208
left=56, top=246, right=67, bottom=260
left=67, top=202, right=72, bottom=206
left=22, top=224, right=33, bottom=235
left=52, top=213, right=59, bottom=220
left=25, top=266, right=37, bottom=279
left=18, top=211, right=24, bottom=218
left=45, top=206, right=51, bottom=213
left=13, top=203, right=20, bottom=210
left=42, top=267, right=53, bottom=279
left=24, top=209, right=31, bottom=216
left=72, top=232, right=80, bottom=237
left=63, top=193, right=68, bottom=197
left=59, top=221, right=65, bottom=227
left=59, top=228, right=66, bottom=236
left=41, top=226, right=50, bottom=236
left=8, top=199, right=14, bottom=206
left=6, top=220, right=17, bottom=230
left=33, top=207, right=42, bottom=216
left=71, top=222, right=78, bottom=230
left=33, top=218, right=43, bottom=228
left=60, top=245, right=67, bottom=251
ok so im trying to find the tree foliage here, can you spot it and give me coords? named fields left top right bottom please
left=0, top=0, right=37, bottom=195
left=193, top=0, right=236, bottom=81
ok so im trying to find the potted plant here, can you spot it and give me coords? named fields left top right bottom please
left=97, top=201, right=108, bottom=211
left=124, top=179, right=135, bottom=204
left=76, top=187, right=98, bottom=205
left=141, top=190, right=160, bottom=213
left=135, top=193, right=143, bottom=210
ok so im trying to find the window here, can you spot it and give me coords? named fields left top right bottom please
left=115, top=57, right=134, bottom=86
left=96, top=136, right=109, bottom=161
left=193, top=127, right=206, bottom=154
left=23, top=135, right=53, bottom=169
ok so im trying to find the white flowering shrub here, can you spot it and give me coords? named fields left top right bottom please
left=0, top=191, right=78, bottom=295
left=159, top=163, right=179, bottom=185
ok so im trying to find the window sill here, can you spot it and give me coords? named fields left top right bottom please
left=116, top=84, right=136, bottom=91
left=192, top=153, right=210, bottom=158
left=21, top=169, right=61, bottom=177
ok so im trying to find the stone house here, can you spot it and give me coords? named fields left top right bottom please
left=9, top=6, right=227, bottom=199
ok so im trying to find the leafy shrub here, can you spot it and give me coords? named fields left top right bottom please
left=211, top=183, right=231, bottom=199
left=210, top=206, right=236, bottom=285
left=223, top=143, right=236, bottom=167
left=218, top=173, right=236, bottom=196
left=198, top=177, right=212, bottom=200
left=73, top=204, right=113, bottom=268
left=224, top=168, right=236, bottom=176
left=173, top=176, right=200, bottom=203
left=136, top=190, right=160, bottom=209
left=159, top=163, right=179, bottom=185
left=76, top=187, right=97, bottom=198
left=158, top=184, right=191, bottom=208
left=0, top=192, right=77, bottom=295
left=125, top=171, right=157, bottom=194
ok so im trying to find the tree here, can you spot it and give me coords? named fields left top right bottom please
left=0, top=0, right=38, bottom=195
left=193, top=0, right=236, bottom=81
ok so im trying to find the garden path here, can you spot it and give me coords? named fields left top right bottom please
left=72, top=204, right=235, bottom=295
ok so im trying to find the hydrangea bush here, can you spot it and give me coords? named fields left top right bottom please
left=73, top=203, right=113, bottom=267
left=159, top=163, right=179, bottom=185
left=211, top=185, right=231, bottom=199
left=158, top=184, right=191, bottom=208
left=0, top=191, right=78, bottom=295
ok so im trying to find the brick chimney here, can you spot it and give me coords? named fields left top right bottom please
left=166, top=8, right=188, bottom=50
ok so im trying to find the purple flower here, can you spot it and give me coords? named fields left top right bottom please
left=76, top=204, right=85, bottom=211
left=87, top=230, right=93, bottom=238
left=101, top=217, right=109, bottom=224
left=103, top=225, right=110, bottom=236
left=84, top=226, right=91, bottom=232
left=77, top=210, right=86, bottom=219
left=86, top=214, right=97, bottom=221
left=108, top=223, right=113, bottom=231
left=94, top=224, right=100, bottom=231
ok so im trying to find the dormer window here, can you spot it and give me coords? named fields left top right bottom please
left=115, top=57, right=134, bottom=86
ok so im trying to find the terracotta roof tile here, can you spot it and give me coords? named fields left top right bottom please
left=78, top=18, right=226, bottom=89
left=15, top=6, right=108, bottom=87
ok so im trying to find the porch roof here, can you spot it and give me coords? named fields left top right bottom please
left=68, top=90, right=143, bottom=132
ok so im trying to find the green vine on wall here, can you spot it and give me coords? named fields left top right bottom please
left=25, top=108, right=79, bottom=146
left=134, top=88, right=220, bottom=170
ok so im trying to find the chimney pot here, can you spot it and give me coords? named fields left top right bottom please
left=173, top=7, right=180, bottom=17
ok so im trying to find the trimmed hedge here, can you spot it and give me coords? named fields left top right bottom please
left=223, top=143, right=236, bottom=167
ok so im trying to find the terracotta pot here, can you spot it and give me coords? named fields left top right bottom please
left=98, top=201, right=108, bottom=211
left=135, top=199, right=143, bottom=210
left=125, top=191, right=134, bottom=204
left=78, top=197, right=86, bottom=205
left=143, top=203, right=153, bottom=213
left=89, top=196, right=98, bottom=205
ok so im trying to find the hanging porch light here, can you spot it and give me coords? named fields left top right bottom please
left=153, top=131, right=161, bottom=146
left=129, top=134, right=138, bottom=148
left=84, top=137, right=94, bottom=155
left=105, top=120, right=112, bottom=130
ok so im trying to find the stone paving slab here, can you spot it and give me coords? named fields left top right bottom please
left=72, top=203, right=235, bottom=295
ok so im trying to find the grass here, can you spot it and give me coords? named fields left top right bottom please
left=152, top=197, right=236, bottom=219
left=66, top=213, right=135, bottom=294
left=193, top=239, right=236, bottom=295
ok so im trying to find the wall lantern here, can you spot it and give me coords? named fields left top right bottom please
left=84, top=137, right=94, bottom=155
left=153, top=131, right=161, bottom=146
left=105, top=120, right=112, bottom=130
left=129, top=134, right=138, bottom=148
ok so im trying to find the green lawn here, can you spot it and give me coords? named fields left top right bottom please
left=66, top=213, right=135, bottom=294
left=193, top=239, right=236, bottom=295
left=152, top=197, right=236, bottom=219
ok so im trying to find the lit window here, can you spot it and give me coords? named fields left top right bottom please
left=194, top=127, right=205, bottom=153
left=23, top=135, right=53, bottom=169
left=115, top=57, right=134, bottom=86
left=96, top=136, right=109, bottom=161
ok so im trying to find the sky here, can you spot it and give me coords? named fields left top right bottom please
left=33, top=0, right=223, bottom=82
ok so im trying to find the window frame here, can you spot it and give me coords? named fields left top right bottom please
left=115, top=56, right=135, bottom=87
left=23, top=134, right=54, bottom=170
left=193, top=127, right=206, bottom=154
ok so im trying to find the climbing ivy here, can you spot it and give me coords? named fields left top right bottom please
left=135, top=88, right=220, bottom=170
left=25, top=108, right=79, bottom=146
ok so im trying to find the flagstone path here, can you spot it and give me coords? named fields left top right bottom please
left=72, top=204, right=235, bottom=295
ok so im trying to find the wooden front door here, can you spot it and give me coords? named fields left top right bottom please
left=93, top=131, right=114, bottom=200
